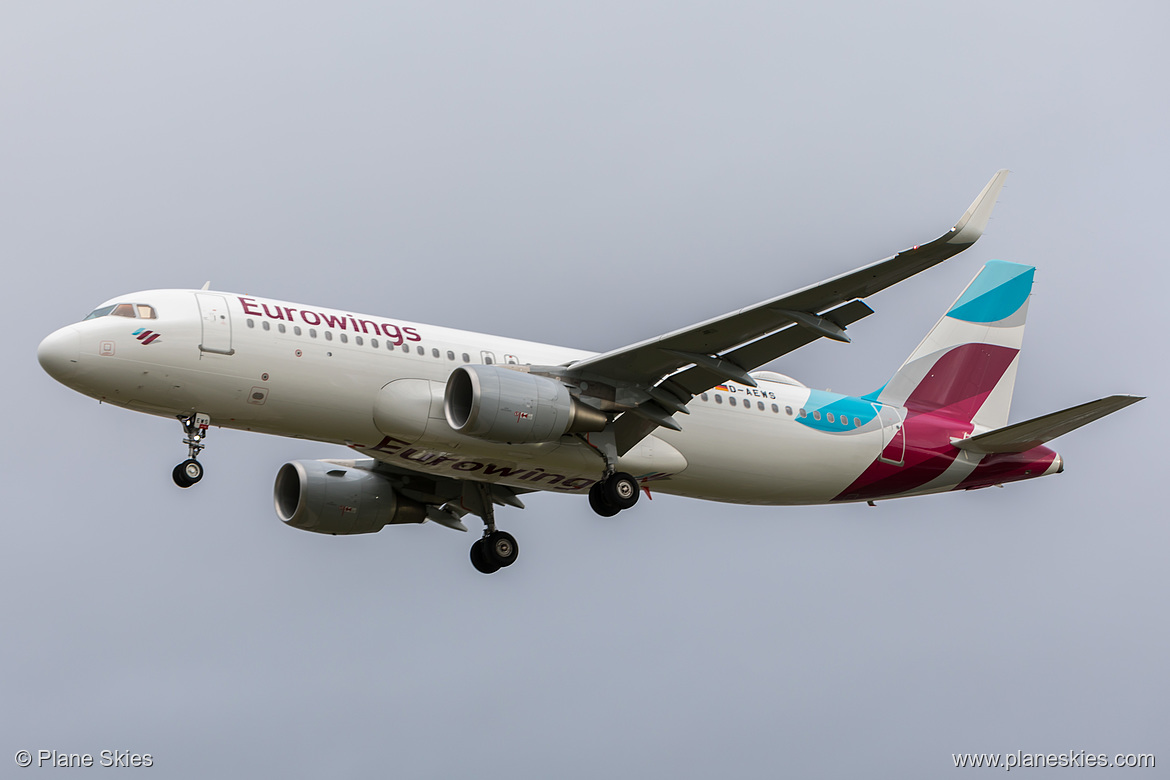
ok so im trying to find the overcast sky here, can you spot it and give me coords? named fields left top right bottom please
left=2, top=2, right=1166, bottom=777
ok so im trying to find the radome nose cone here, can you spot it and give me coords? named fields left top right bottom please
left=38, top=326, right=81, bottom=382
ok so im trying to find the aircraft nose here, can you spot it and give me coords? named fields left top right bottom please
left=38, top=326, right=82, bottom=383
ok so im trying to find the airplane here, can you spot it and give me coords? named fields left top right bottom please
left=37, top=171, right=1142, bottom=574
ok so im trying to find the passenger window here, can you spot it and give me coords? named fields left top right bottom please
left=798, top=408, right=806, bottom=418
left=371, top=338, right=379, bottom=348
left=294, top=326, right=302, bottom=336
left=447, top=350, right=455, bottom=360
left=136, top=305, right=157, bottom=319
left=277, top=323, right=286, bottom=334
left=355, top=336, right=363, bottom=346
left=432, top=348, right=440, bottom=358
left=701, top=393, right=709, bottom=402
left=786, top=406, right=793, bottom=416
left=462, top=353, right=470, bottom=363
left=757, top=401, right=765, bottom=411
left=771, top=404, right=779, bottom=413
left=111, top=303, right=136, bottom=318
left=853, top=417, right=861, bottom=427
left=826, top=413, right=834, bottom=423
left=309, top=329, right=317, bottom=338
left=246, top=319, right=255, bottom=328
left=416, top=345, right=425, bottom=355
left=813, top=411, right=821, bottom=421
left=715, top=395, right=723, bottom=404
left=325, top=332, right=333, bottom=341
left=387, top=342, right=395, bottom=351
left=262, top=321, right=270, bottom=331
left=729, top=397, right=737, bottom=407
left=340, top=333, right=349, bottom=343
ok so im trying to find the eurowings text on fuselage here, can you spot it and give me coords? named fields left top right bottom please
left=37, top=172, right=1141, bottom=573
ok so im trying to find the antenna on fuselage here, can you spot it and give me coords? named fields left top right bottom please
left=200, top=281, right=211, bottom=291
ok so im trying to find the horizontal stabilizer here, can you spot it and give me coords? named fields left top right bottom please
left=953, top=395, right=1143, bottom=454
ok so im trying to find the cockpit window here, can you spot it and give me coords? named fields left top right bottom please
left=84, top=305, right=117, bottom=320
left=84, top=302, right=159, bottom=320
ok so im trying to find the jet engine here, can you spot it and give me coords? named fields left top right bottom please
left=444, top=364, right=607, bottom=443
left=274, top=460, right=426, bottom=535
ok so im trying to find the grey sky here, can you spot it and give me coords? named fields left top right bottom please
left=2, top=2, right=1165, bottom=777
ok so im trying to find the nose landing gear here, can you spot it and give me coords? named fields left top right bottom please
left=172, top=413, right=210, bottom=488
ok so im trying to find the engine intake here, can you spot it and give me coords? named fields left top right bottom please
left=274, top=460, right=426, bottom=535
left=444, top=365, right=607, bottom=443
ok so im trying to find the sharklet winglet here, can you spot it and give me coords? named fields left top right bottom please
left=947, top=169, right=1010, bottom=245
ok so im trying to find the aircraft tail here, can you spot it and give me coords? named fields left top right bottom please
left=872, top=260, right=1034, bottom=428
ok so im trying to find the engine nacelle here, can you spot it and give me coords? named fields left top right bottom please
left=444, top=364, right=607, bottom=443
left=273, top=460, right=426, bottom=535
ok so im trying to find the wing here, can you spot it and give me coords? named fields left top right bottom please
left=551, top=171, right=1010, bottom=453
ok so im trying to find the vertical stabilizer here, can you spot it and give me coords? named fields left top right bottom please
left=873, top=260, right=1033, bottom=428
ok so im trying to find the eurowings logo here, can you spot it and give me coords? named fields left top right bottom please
left=132, top=328, right=161, bottom=345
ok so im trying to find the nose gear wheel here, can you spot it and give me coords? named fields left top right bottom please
left=172, top=458, right=204, bottom=488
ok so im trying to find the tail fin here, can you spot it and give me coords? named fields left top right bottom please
left=872, top=260, right=1034, bottom=427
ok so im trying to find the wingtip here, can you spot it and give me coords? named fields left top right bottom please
left=947, top=169, right=1010, bottom=245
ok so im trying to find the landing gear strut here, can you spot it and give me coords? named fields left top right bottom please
left=467, top=482, right=519, bottom=574
left=172, top=412, right=210, bottom=488
left=588, top=471, right=640, bottom=517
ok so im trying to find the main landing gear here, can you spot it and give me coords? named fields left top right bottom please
left=588, top=471, right=640, bottom=517
left=470, top=530, right=519, bottom=575
left=579, top=428, right=640, bottom=517
left=172, top=412, right=210, bottom=488
left=468, top=483, right=519, bottom=574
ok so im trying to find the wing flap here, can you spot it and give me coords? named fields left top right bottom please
left=953, top=395, right=1143, bottom=454
left=669, top=299, right=874, bottom=396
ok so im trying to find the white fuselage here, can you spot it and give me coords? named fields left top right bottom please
left=41, top=288, right=907, bottom=505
